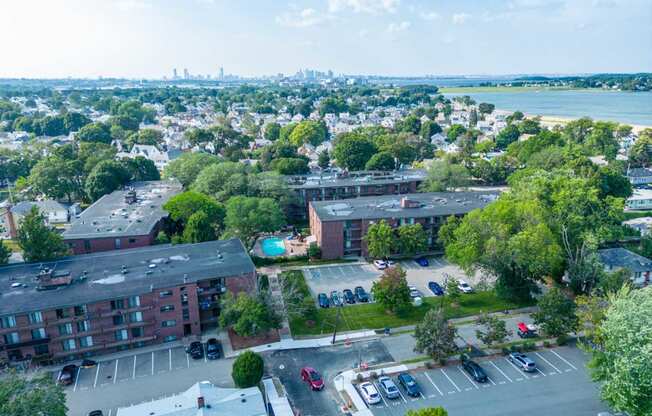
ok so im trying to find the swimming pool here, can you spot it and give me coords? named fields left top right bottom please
left=261, top=237, right=286, bottom=256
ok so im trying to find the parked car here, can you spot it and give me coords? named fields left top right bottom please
left=373, top=259, right=387, bottom=269
left=457, top=280, right=474, bottom=294
left=80, top=359, right=97, bottom=369
left=331, top=291, right=342, bottom=307
left=186, top=341, right=204, bottom=359
left=385, top=260, right=396, bottom=267
left=318, top=293, right=330, bottom=308
left=343, top=289, right=356, bottom=304
left=408, top=286, right=423, bottom=298
left=397, top=372, right=420, bottom=397
left=428, top=281, right=444, bottom=296
left=88, top=411, right=103, bottom=416
left=206, top=338, right=222, bottom=360
left=378, top=376, right=400, bottom=399
left=58, top=364, right=78, bottom=386
left=415, top=257, right=429, bottom=267
left=354, top=286, right=370, bottom=302
left=508, top=352, right=536, bottom=372
left=300, top=367, right=324, bottom=391
left=462, top=359, right=488, bottom=383
left=359, top=382, right=381, bottom=404
left=517, top=322, right=538, bottom=338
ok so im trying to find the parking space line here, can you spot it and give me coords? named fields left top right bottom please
left=132, top=355, right=137, bottom=379
left=440, top=369, right=461, bottom=393
left=550, top=349, right=578, bottom=370
left=151, top=352, right=154, bottom=376
left=486, top=376, right=496, bottom=386
left=373, top=382, right=390, bottom=408
left=396, top=384, right=408, bottom=404
left=169, top=349, right=172, bottom=371
left=457, top=366, right=480, bottom=390
left=424, top=372, right=444, bottom=396
left=489, top=361, right=512, bottom=383
left=535, top=352, right=562, bottom=374
left=93, top=364, right=100, bottom=388
left=186, top=350, right=190, bottom=368
left=113, top=359, right=118, bottom=384
left=73, top=367, right=80, bottom=392
left=535, top=368, right=547, bottom=377
left=108, top=409, right=112, bottom=416
left=505, top=358, right=529, bottom=379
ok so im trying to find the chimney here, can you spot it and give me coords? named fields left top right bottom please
left=197, top=396, right=205, bottom=409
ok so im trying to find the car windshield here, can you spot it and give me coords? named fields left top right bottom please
left=387, top=385, right=397, bottom=392
left=406, top=380, right=415, bottom=386
left=309, top=371, right=321, bottom=381
left=460, top=283, right=469, bottom=288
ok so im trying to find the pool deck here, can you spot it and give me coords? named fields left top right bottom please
left=253, top=234, right=308, bottom=258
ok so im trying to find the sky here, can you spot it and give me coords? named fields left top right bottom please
left=1, top=0, right=651, bottom=79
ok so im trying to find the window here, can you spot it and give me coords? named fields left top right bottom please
left=0, top=315, right=16, bottom=328
left=79, top=336, right=93, bottom=348
left=131, top=327, right=144, bottom=338
left=110, top=299, right=125, bottom=310
left=84, top=240, right=91, bottom=251
left=114, top=238, right=121, bottom=249
left=28, top=311, right=43, bottom=324
left=113, top=315, right=125, bottom=326
left=182, top=308, right=190, bottom=321
left=77, top=320, right=91, bottom=332
left=74, top=305, right=87, bottom=316
left=58, top=323, right=73, bottom=336
left=3, top=332, right=20, bottom=344
left=34, top=344, right=49, bottom=355
left=115, top=329, right=128, bottom=341
left=129, top=238, right=137, bottom=243
left=31, top=328, right=47, bottom=340
left=129, top=311, right=143, bottom=323
left=160, top=305, right=175, bottom=313
left=62, top=339, right=76, bottom=351
left=180, top=293, right=188, bottom=306
left=128, top=296, right=140, bottom=308
left=161, top=320, right=176, bottom=328
left=164, top=335, right=177, bottom=342
left=56, top=308, right=69, bottom=319
left=159, top=290, right=173, bottom=298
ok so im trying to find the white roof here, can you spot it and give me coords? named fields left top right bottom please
left=628, top=189, right=652, bottom=201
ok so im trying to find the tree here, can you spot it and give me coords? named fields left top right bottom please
left=532, top=287, right=578, bottom=337
left=125, top=128, right=163, bottom=148
left=586, top=286, right=652, bottom=416
left=406, top=407, right=448, bottom=416
left=162, top=152, right=221, bottom=187
left=371, top=266, right=412, bottom=314
left=85, top=160, right=131, bottom=201
left=279, top=123, right=297, bottom=142
left=413, top=307, right=457, bottom=363
left=397, top=114, right=421, bottom=134
left=0, top=240, right=10, bottom=265
left=0, top=370, right=67, bottom=416
left=121, top=156, right=160, bottom=181
left=191, top=162, right=249, bottom=201
left=475, top=313, right=512, bottom=347
left=397, top=224, right=428, bottom=256
left=478, top=103, right=495, bottom=115
left=264, top=122, right=281, bottom=141
left=421, top=160, right=471, bottom=192
left=232, top=350, right=265, bottom=388
left=224, top=196, right=285, bottom=243
left=332, top=132, right=377, bottom=171
left=365, top=152, right=395, bottom=171
left=288, top=120, right=327, bottom=147
left=17, top=207, right=69, bottom=262
left=495, top=124, right=521, bottom=149
left=182, top=211, right=217, bottom=243
left=420, top=120, right=442, bottom=140
left=63, top=112, right=91, bottom=132
left=183, top=128, right=213, bottom=146
left=364, top=220, right=394, bottom=259
left=219, top=292, right=281, bottom=337
left=446, top=124, right=466, bottom=143
left=445, top=278, right=461, bottom=305
left=75, top=122, right=112, bottom=144
left=163, top=191, right=225, bottom=235
left=28, top=152, right=83, bottom=203
left=318, top=150, right=330, bottom=170
left=628, top=129, right=652, bottom=167
left=270, top=157, right=309, bottom=175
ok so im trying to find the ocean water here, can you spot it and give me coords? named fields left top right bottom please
left=442, top=90, right=652, bottom=126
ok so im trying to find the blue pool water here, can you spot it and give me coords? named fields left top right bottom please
left=261, top=237, right=286, bottom=256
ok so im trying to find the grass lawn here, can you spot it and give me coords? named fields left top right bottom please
left=2, top=239, right=21, bottom=253
left=290, top=291, right=534, bottom=337
left=622, top=210, right=652, bottom=221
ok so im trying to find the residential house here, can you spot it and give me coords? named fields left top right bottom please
left=597, top=247, right=652, bottom=287
left=626, top=189, right=652, bottom=210
left=627, top=167, right=652, bottom=185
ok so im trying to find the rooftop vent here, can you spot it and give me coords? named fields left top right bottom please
left=400, top=197, right=421, bottom=209
left=124, top=189, right=137, bottom=204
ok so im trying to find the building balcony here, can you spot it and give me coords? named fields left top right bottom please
left=0, top=337, right=50, bottom=351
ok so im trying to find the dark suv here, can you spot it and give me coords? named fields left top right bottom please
left=462, top=359, right=488, bottom=383
left=354, top=286, right=369, bottom=302
left=206, top=338, right=222, bottom=360
left=186, top=341, right=204, bottom=359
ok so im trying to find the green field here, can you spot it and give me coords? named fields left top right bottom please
left=289, top=291, right=533, bottom=337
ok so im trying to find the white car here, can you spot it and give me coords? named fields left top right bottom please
left=457, top=280, right=474, bottom=293
left=359, top=382, right=381, bottom=404
left=373, top=260, right=387, bottom=270
left=408, top=286, right=423, bottom=298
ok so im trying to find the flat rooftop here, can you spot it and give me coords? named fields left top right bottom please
left=311, top=191, right=500, bottom=222
left=0, top=239, right=255, bottom=316
left=63, top=180, right=182, bottom=240
left=286, top=169, right=427, bottom=190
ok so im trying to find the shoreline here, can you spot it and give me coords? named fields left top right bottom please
left=489, top=109, right=651, bottom=133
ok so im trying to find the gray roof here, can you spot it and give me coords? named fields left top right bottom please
left=63, top=180, right=182, bottom=240
left=11, top=200, right=67, bottom=216
left=311, top=191, right=500, bottom=222
left=597, top=247, right=652, bottom=273
left=286, top=169, right=427, bottom=190
left=0, top=239, right=255, bottom=316
left=627, top=168, right=652, bottom=178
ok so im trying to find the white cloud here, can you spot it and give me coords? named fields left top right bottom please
left=359, top=29, right=370, bottom=38
left=328, top=0, right=400, bottom=14
left=115, top=0, right=151, bottom=12
left=452, top=13, right=471, bottom=24
left=420, top=11, right=440, bottom=21
left=387, top=21, right=411, bottom=33
left=276, top=8, right=326, bottom=28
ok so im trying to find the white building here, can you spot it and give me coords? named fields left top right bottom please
left=623, top=217, right=652, bottom=236
left=626, top=189, right=652, bottom=210
left=117, top=144, right=182, bottom=171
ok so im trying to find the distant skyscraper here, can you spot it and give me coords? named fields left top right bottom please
left=219, top=67, right=224, bottom=80
left=173, top=68, right=178, bottom=79
left=327, top=70, right=333, bottom=78
left=183, top=68, right=189, bottom=79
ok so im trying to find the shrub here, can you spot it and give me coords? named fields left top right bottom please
left=307, top=243, right=321, bottom=259
left=258, top=274, right=269, bottom=292
left=556, top=334, right=569, bottom=346
left=356, top=373, right=364, bottom=382
left=280, top=271, right=317, bottom=322
left=523, top=342, right=536, bottom=351
left=232, top=351, right=264, bottom=388
left=370, top=371, right=378, bottom=379
left=543, top=340, right=551, bottom=348
left=425, top=361, right=434, bottom=369
left=501, top=347, right=510, bottom=356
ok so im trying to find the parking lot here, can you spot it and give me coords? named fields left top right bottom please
left=362, top=346, right=609, bottom=416
left=303, top=258, right=481, bottom=301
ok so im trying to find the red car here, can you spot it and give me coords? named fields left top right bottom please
left=300, top=367, right=324, bottom=391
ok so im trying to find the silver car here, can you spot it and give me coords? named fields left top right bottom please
left=378, top=376, right=400, bottom=399
left=508, top=352, right=537, bottom=372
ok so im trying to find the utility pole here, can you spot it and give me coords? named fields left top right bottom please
left=331, top=305, right=342, bottom=344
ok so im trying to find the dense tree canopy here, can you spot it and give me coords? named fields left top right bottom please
left=332, top=132, right=377, bottom=171
left=17, top=207, right=69, bottom=262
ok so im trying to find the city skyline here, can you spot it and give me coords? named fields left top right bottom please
left=0, top=0, right=650, bottom=79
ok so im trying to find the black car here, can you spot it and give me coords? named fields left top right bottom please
left=342, top=289, right=356, bottom=304
left=80, top=359, right=97, bottom=369
left=317, top=293, right=330, bottom=308
left=428, top=281, right=444, bottom=296
left=186, top=341, right=204, bottom=359
left=58, top=364, right=78, bottom=386
left=354, top=286, right=369, bottom=302
left=462, top=359, right=488, bottom=383
left=88, top=411, right=104, bottom=416
left=397, top=372, right=420, bottom=397
left=206, top=338, right=222, bottom=360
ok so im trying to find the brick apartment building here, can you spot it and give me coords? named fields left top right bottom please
left=63, top=180, right=182, bottom=255
left=0, top=239, right=255, bottom=365
left=309, top=192, right=499, bottom=259
left=286, top=170, right=427, bottom=218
